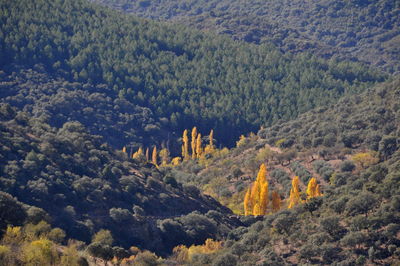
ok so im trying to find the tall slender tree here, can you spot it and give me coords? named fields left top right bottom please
left=288, top=176, right=301, bottom=209
left=152, top=146, right=158, bottom=166
left=196, top=133, right=202, bottom=158
left=191, top=127, right=197, bottom=159
left=182, top=129, right=189, bottom=161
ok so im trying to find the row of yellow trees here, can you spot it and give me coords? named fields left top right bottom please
left=244, top=164, right=323, bottom=215
left=121, top=127, right=216, bottom=167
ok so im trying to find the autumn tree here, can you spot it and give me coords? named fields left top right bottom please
left=351, top=152, right=379, bottom=169
left=306, top=177, right=323, bottom=199
left=204, top=129, right=215, bottom=154
left=145, top=148, right=150, bottom=161
left=171, top=157, right=181, bottom=166
left=196, top=133, right=202, bottom=158
left=159, top=148, right=170, bottom=166
left=152, top=146, right=158, bottom=166
left=288, top=176, right=302, bottom=208
left=244, top=163, right=269, bottom=215
left=182, top=129, right=189, bottom=160
left=191, top=127, right=197, bottom=159
left=122, top=146, right=126, bottom=153
left=132, top=147, right=144, bottom=160
left=244, top=188, right=252, bottom=215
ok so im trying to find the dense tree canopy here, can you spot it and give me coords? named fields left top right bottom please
left=0, top=0, right=386, bottom=147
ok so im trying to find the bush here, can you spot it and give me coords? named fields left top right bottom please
left=340, top=160, right=355, bottom=172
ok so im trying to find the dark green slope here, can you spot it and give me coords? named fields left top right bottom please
left=94, top=0, right=400, bottom=74
left=0, top=103, right=236, bottom=254
left=0, top=0, right=386, bottom=148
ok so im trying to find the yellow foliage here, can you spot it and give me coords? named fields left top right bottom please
left=152, top=146, right=158, bottom=166
left=259, top=183, right=269, bottom=214
left=22, top=238, right=59, bottom=265
left=196, top=133, right=202, bottom=158
left=244, top=188, right=252, bottom=216
left=132, top=147, right=144, bottom=160
left=122, top=146, right=126, bottom=153
left=288, top=176, right=302, bottom=208
left=2, top=226, right=24, bottom=244
left=159, top=148, right=170, bottom=166
left=0, top=245, right=11, bottom=266
left=315, top=184, right=323, bottom=197
left=182, top=129, right=189, bottom=160
left=191, top=127, right=197, bottom=159
left=120, top=255, right=136, bottom=265
left=351, top=152, right=379, bottom=168
left=171, top=157, right=181, bottom=166
left=244, top=164, right=269, bottom=216
left=175, top=239, right=222, bottom=262
left=172, top=245, right=189, bottom=263
left=306, top=177, right=318, bottom=199
left=209, top=129, right=214, bottom=151
left=145, top=148, right=150, bottom=161
left=236, top=135, right=247, bottom=147
left=60, top=244, right=80, bottom=266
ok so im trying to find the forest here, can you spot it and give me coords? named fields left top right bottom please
left=94, top=0, right=400, bottom=74
left=0, top=0, right=386, bottom=149
left=0, top=0, right=399, bottom=265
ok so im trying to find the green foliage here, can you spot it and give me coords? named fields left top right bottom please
left=0, top=192, right=26, bottom=232
left=92, top=230, right=113, bottom=246
left=0, top=104, right=231, bottom=253
left=0, top=0, right=386, bottom=147
left=96, top=0, right=400, bottom=73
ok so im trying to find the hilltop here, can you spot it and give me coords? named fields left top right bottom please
left=94, top=0, right=400, bottom=74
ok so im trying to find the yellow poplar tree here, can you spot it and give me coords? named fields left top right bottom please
left=288, top=176, right=301, bottom=209
left=152, top=146, right=158, bottom=166
left=244, top=163, right=269, bottom=216
left=306, top=177, right=318, bottom=199
left=122, top=146, right=126, bottom=153
left=271, top=191, right=281, bottom=212
left=315, top=184, right=323, bottom=197
left=191, top=127, right=197, bottom=159
left=159, top=148, right=170, bottom=166
left=196, top=133, right=202, bottom=158
left=132, top=147, right=143, bottom=160
left=259, top=182, right=269, bottom=215
left=182, top=129, right=189, bottom=160
left=145, top=148, right=150, bottom=161
left=244, top=187, right=252, bottom=215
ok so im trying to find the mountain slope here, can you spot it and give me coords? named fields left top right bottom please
left=0, top=103, right=236, bottom=254
left=169, top=78, right=400, bottom=264
left=94, top=0, right=400, bottom=74
left=0, top=0, right=386, bottom=147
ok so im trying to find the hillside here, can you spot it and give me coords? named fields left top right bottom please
left=0, top=103, right=238, bottom=255
left=0, top=0, right=386, bottom=148
left=0, top=0, right=399, bottom=265
left=168, top=79, right=400, bottom=264
left=94, top=0, right=400, bottom=74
